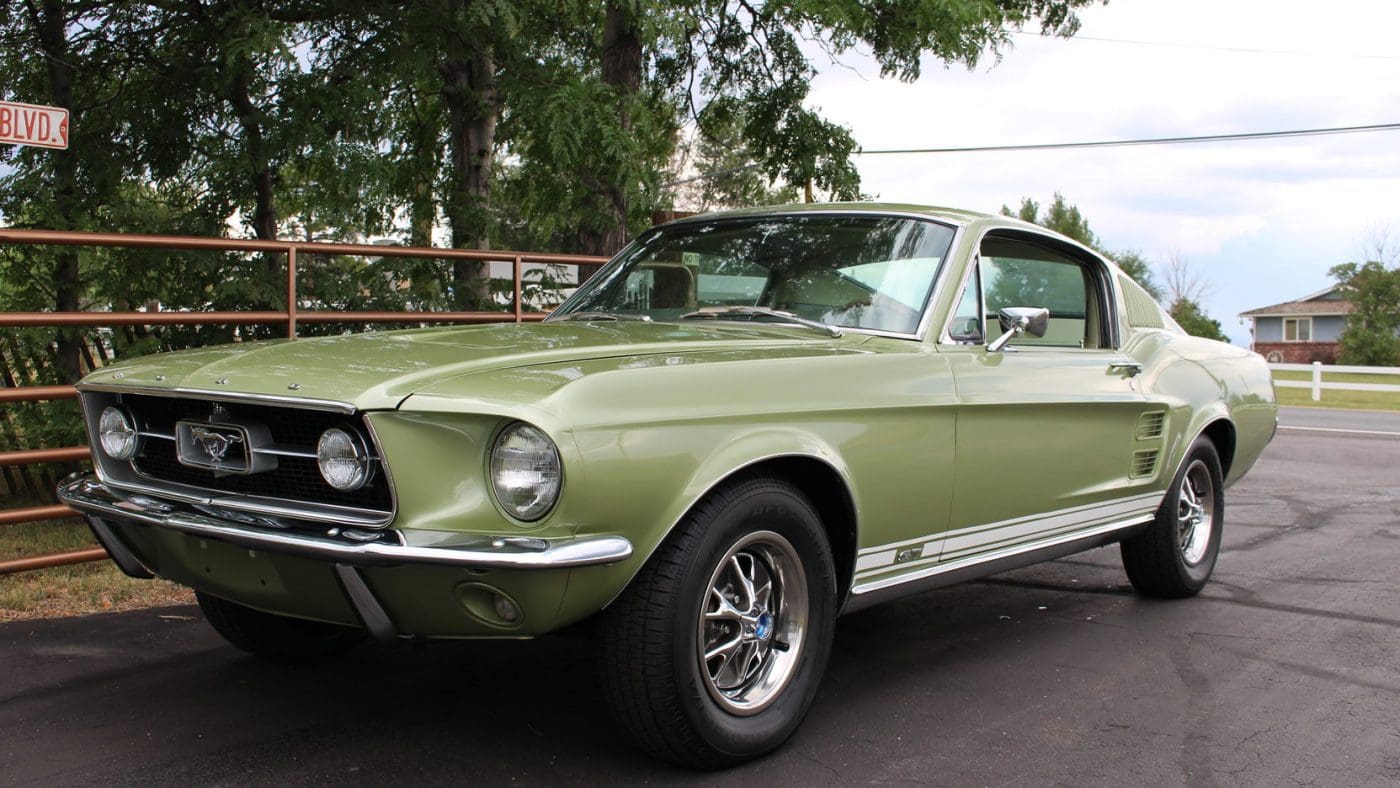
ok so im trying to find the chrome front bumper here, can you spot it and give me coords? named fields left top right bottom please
left=57, top=473, right=634, bottom=571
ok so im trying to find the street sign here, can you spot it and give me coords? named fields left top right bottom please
left=0, top=100, right=69, bottom=150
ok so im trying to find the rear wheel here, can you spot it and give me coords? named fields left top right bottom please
left=196, top=591, right=366, bottom=663
left=599, top=476, right=837, bottom=768
left=1121, top=437, right=1224, bottom=597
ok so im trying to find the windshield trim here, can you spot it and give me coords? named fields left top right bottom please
left=545, top=211, right=964, bottom=342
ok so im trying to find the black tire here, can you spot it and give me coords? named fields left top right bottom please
left=196, top=591, right=366, bottom=663
left=599, top=476, right=837, bottom=769
left=1121, top=437, right=1224, bottom=598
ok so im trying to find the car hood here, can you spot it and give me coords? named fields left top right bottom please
left=84, top=321, right=862, bottom=410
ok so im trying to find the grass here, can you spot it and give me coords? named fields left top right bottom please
left=0, top=517, right=192, bottom=623
left=1271, top=369, right=1400, bottom=385
left=1271, top=368, right=1400, bottom=411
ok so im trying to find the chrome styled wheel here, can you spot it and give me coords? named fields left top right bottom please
left=598, top=476, right=837, bottom=768
left=1177, top=459, right=1215, bottom=566
left=698, top=531, right=808, bottom=715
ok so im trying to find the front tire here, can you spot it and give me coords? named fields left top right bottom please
left=1121, top=437, right=1224, bottom=597
left=196, top=591, right=366, bottom=663
left=599, top=476, right=837, bottom=769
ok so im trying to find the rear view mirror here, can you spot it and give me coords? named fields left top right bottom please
left=987, top=306, right=1049, bottom=352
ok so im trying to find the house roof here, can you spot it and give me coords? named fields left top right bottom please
left=1240, top=301, right=1353, bottom=317
left=1240, top=285, right=1353, bottom=318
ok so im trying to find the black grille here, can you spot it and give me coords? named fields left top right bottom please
left=121, top=394, right=392, bottom=513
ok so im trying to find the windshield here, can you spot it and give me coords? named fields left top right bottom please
left=551, top=215, right=957, bottom=335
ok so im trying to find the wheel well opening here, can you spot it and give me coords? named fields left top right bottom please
left=1201, top=419, right=1236, bottom=477
left=735, top=457, right=857, bottom=603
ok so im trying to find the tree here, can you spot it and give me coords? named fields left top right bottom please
left=1169, top=299, right=1228, bottom=342
left=0, top=1, right=176, bottom=382
left=1002, top=192, right=1163, bottom=299
left=3, top=2, right=1112, bottom=314
left=670, top=117, right=800, bottom=212
left=1330, top=260, right=1400, bottom=366
left=1158, top=252, right=1227, bottom=341
left=577, top=1, right=1105, bottom=255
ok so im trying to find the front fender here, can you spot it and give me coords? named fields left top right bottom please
left=553, top=423, right=857, bottom=624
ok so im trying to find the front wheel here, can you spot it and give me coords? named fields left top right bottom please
left=599, top=476, right=837, bottom=768
left=1121, top=437, right=1224, bottom=597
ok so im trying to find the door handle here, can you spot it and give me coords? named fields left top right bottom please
left=1108, top=361, right=1143, bottom=377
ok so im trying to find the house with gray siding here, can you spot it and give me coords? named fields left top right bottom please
left=1239, top=285, right=1351, bottom=363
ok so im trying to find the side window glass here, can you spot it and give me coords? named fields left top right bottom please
left=948, top=262, right=983, bottom=342
left=980, top=237, right=1099, bottom=348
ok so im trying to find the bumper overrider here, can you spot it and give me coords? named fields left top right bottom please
left=58, top=473, right=633, bottom=639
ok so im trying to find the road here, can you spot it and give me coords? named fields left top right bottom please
left=3, top=426, right=1399, bottom=786
left=1279, top=404, right=1400, bottom=435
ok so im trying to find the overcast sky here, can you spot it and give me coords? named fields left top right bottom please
left=805, top=0, right=1400, bottom=344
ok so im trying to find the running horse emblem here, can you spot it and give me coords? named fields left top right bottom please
left=189, top=425, right=245, bottom=464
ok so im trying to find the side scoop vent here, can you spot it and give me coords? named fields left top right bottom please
left=1131, top=449, right=1159, bottom=479
left=1136, top=411, right=1167, bottom=440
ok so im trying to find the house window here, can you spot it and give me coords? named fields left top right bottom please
left=1284, top=317, right=1312, bottom=342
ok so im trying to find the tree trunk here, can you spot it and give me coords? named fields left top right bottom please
left=225, top=66, right=278, bottom=242
left=34, top=0, right=83, bottom=384
left=221, top=51, right=284, bottom=327
left=441, top=30, right=496, bottom=310
left=409, top=113, right=438, bottom=248
left=578, top=2, right=642, bottom=258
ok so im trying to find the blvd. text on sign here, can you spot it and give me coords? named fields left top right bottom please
left=0, top=101, right=69, bottom=150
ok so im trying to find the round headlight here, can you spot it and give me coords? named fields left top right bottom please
left=98, top=406, right=140, bottom=460
left=317, top=428, right=371, bottom=491
left=490, top=423, right=562, bottom=522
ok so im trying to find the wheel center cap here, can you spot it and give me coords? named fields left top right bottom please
left=754, top=612, right=774, bottom=641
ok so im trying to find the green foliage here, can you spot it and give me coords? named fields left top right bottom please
left=1330, top=261, right=1400, bottom=366
left=1169, top=298, right=1228, bottom=342
left=1107, top=250, right=1165, bottom=301
left=0, top=1, right=1108, bottom=332
left=1003, top=192, right=1164, bottom=300
left=670, top=109, right=800, bottom=212
left=1003, top=194, right=1097, bottom=247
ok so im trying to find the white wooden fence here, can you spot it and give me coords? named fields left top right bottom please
left=1270, top=362, right=1400, bottom=401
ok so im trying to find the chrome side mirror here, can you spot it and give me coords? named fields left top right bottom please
left=987, top=306, right=1049, bottom=352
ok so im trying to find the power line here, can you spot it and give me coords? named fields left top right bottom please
left=856, top=122, right=1400, bottom=155
left=1015, top=31, right=1400, bottom=61
left=663, top=122, right=1400, bottom=188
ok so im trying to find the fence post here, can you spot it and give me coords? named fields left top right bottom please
left=1312, top=361, right=1322, bottom=401
left=286, top=245, right=298, bottom=339
left=514, top=255, right=523, bottom=323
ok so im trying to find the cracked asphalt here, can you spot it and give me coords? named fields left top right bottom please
left=3, top=418, right=1398, bottom=785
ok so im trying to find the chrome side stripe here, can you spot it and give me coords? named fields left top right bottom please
left=851, top=513, right=1155, bottom=596
left=939, top=496, right=1158, bottom=560
left=854, top=492, right=1162, bottom=578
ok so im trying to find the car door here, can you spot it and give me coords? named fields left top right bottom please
left=939, top=232, right=1163, bottom=564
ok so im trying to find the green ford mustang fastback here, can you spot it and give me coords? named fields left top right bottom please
left=59, top=203, right=1276, bottom=767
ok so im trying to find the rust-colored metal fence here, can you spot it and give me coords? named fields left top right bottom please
left=0, top=228, right=607, bottom=575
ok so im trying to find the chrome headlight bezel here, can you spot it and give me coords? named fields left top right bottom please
left=488, top=421, right=563, bottom=523
left=316, top=427, right=373, bottom=492
left=97, top=406, right=141, bottom=461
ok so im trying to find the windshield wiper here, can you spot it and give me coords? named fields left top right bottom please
left=558, top=311, right=652, bottom=322
left=679, top=306, right=842, bottom=337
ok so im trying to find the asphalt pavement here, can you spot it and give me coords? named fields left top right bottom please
left=3, top=426, right=1399, bottom=785
left=1279, top=405, right=1400, bottom=435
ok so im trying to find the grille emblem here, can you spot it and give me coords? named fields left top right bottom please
left=175, top=419, right=274, bottom=475
left=190, top=425, right=244, bottom=464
